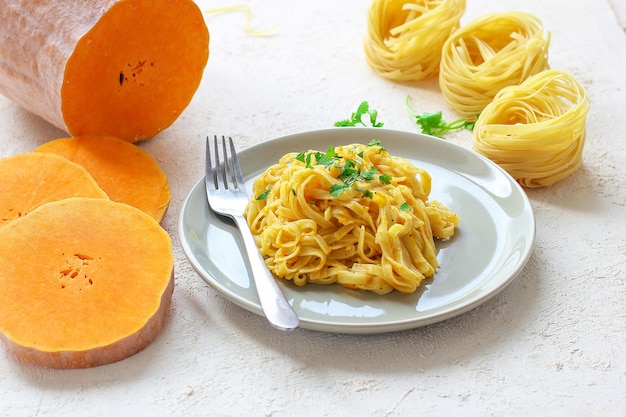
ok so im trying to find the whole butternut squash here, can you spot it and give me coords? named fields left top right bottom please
left=0, top=0, right=209, bottom=142
left=0, top=197, right=174, bottom=368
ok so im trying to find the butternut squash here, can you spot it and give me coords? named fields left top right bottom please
left=0, top=197, right=174, bottom=368
left=0, top=0, right=209, bottom=142
left=36, top=136, right=170, bottom=222
left=0, top=152, right=108, bottom=228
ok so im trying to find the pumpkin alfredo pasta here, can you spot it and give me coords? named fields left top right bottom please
left=244, top=141, right=459, bottom=295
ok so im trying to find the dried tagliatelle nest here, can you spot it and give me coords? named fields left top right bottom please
left=473, top=69, right=590, bottom=188
left=364, top=0, right=466, bottom=82
left=439, top=11, right=550, bottom=119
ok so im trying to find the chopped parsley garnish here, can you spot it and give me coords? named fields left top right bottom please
left=297, top=146, right=340, bottom=169
left=405, top=96, right=476, bottom=138
left=256, top=188, right=271, bottom=200
left=399, top=202, right=411, bottom=211
left=367, top=138, right=385, bottom=152
left=295, top=151, right=306, bottom=162
left=314, top=145, right=337, bottom=167
left=330, top=183, right=350, bottom=197
left=362, top=167, right=378, bottom=181
left=295, top=141, right=392, bottom=198
left=334, top=101, right=384, bottom=128
left=360, top=189, right=374, bottom=198
left=338, top=159, right=360, bottom=185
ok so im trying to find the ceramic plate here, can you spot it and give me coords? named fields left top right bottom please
left=179, top=128, right=535, bottom=334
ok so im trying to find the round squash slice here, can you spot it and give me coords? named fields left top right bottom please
left=0, top=197, right=174, bottom=368
left=36, top=136, right=170, bottom=222
left=0, top=152, right=108, bottom=228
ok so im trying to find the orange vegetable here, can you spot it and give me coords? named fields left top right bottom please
left=36, top=136, right=170, bottom=222
left=0, top=197, right=174, bottom=368
left=0, top=0, right=209, bottom=142
left=0, top=152, right=108, bottom=228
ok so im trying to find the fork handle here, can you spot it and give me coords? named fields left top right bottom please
left=232, top=214, right=300, bottom=331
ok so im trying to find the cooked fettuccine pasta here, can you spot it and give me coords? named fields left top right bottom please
left=244, top=141, right=459, bottom=295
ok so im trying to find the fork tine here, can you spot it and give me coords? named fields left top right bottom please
left=228, top=136, right=245, bottom=191
left=219, top=135, right=232, bottom=190
left=215, top=135, right=225, bottom=189
left=208, top=135, right=240, bottom=191
left=205, top=136, right=216, bottom=191
left=212, top=134, right=228, bottom=190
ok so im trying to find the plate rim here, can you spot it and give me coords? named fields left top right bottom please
left=179, top=127, right=536, bottom=334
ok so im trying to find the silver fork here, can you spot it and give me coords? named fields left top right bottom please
left=205, top=135, right=299, bottom=331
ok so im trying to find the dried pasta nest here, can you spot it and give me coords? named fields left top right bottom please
left=364, top=0, right=466, bottom=82
left=473, top=69, right=590, bottom=188
left=439, top=11, right=550, bottom=119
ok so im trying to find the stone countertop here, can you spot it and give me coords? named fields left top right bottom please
left=1, top=0, right=625, bottom=415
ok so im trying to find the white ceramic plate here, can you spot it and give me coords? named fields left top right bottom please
left=179, top=128, right=535, bottom=334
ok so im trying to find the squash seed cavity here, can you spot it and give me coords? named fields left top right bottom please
left=57, top=253, right=100, bottom=293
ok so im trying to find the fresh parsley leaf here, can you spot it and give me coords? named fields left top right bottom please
left=315, top=145, right=339, bottom=167
left=367, top=138, right=385, bottom=152
left=379, top=173, right=391, bottom=184
left=399, top=202, right=411, bottom=211
left=330, top=183, right=350, bottom=196
left=362, top=167, right=378, bottom=181
left=464, top=119, right=477, bottom=130
left=256, top=188, right=271, bottom=200
left=339, top=159, right=358, bottom=182
left=405, top=96, right=475, bottom=138
left=367, top=107, right=383, bottom=128
left=334, top=101, right=384, bottom=128
left=361, top=189, right=374, bottom=198
left=295, top=151, right=313, bottom=167
left=296, top=146, right=340, bottom=169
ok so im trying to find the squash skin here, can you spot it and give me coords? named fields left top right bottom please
left=0, top=197, right=175, bottom=368
left=36, top=136, right=171, bottom=222
left=0, top=152, right=109, bottom=228
left=0, top=0, right=209, bottom=142
left=0, top=274, right=174, bottom=369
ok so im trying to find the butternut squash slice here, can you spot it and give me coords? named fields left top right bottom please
left=0, top=152, right=108, bottom=228
left=0, top=0, right=209, bottom=142
left=36, top=136, right=170, bottom=222
left=0, top=197, right=174, bottom=369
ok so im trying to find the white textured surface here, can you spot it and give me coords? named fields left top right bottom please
left=1, top=0, right=625, bottom=416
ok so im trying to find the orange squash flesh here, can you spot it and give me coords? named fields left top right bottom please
left=0, top=152, right=109, bottom=228
left=0, top=0, right=209, bottom=142
left=0, top=197, right=174, bottom=368
left=36, top=136, right=170, bottom=222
